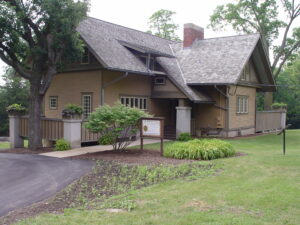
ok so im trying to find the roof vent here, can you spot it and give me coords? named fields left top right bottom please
left=183, top=23, right=204, bottom=48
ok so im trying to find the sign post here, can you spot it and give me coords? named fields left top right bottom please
left=277, top=124, right=291, bottom=155
left=140, top=117, right=164, bottom=156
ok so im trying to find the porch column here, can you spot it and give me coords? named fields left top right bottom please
left=176, top=106, right=192, bottom=138
left=9, top=116, right=24, bottom=148
left=63, top=119, right=82, bottom=148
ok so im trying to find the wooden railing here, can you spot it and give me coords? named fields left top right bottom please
left=19, top=117, right=29, bottom=137
left=81, top=121, right=101, bottom=143
left=256, top=110, right=286, bottom=133
left=19, top=117, right=64, bottom=140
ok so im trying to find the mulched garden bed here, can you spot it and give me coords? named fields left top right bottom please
left=0, top=155, right=216, bottom=225
left=70, top=148, right=196, bottom=165
left=0, top=147, right=53, bottom=154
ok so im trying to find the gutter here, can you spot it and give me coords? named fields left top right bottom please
left=101, top=72, right=129, bottom=106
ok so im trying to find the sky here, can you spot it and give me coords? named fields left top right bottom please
left=0, top=0, right=236, bottom=84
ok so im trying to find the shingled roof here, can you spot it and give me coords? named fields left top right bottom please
left=77, top=17, right=275, bottom=102
left=170, top=34, right=261, bottom=84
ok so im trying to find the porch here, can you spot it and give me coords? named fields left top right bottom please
left=9, top=109, right=286, bottom=149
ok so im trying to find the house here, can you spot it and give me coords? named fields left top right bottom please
left=43, top=17, right=276, bottom=139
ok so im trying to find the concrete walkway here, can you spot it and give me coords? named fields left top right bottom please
left=40, top=138, right=168, bottom=158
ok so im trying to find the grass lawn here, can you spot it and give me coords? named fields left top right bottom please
left=16, top=130, right=300, bottom=225
left=0, top=140, right=28, bottom=150
left=0, top=142, right=10, bottom=149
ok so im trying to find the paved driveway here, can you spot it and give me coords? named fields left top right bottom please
left=0, top=154, right=93, bottom=217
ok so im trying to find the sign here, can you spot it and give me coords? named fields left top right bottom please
left=142, top=119, right=161, bottom=137
left=140, top=117, right=164, bottom=155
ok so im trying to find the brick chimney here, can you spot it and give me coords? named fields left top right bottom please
left=183, top=23, right=204, bottom=48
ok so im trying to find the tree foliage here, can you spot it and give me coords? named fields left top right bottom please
left=147, top=9, right=181, bottom=41
left=85, top=103, right=150, bottom=151
left=0, top=68, right=29, bottom=136
left=274, top=55, right=300, bottom=128
left=0, top=0, right=89, bottom=149
left=209, top=0, right=300, bottom=79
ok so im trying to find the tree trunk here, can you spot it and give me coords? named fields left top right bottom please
left=28, top=82, right=43, bottom=150
left=264, top=92, right=273, bottom=110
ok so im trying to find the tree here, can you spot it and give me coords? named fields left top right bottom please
left=274, top=55, right=300, bottom=128
left=147, top=9, right=181, bottom=41
left=85, top=103, right=149, bottom=151
left=0, top=67, right=29, bottom=136
left=0, top=0, right=89, bottom=149
left=209, top=0, right=300, bottom=109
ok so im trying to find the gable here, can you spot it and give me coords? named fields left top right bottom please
left=170, top=34, right=261, bottom=85
left=238, top=59, right=259, bottom=84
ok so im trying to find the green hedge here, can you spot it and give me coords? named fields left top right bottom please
left=164, top=139, right=235, bottom=160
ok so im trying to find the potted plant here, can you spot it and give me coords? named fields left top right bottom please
left=271, top=102, right=287, bottom=111
left=62, top=104, right=83, bottom=119
left=6, top=104, right=27, bottom=116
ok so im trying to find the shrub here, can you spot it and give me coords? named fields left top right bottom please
left=6, top=104, right=27, bottom=115
left=99, top=133, right=115, bottom=145
left=62, top=104, right=83, bottom=118
left=177, top=132, right=192, bottom=141
left=55, top=139, right=71, bottom=151
left=164, top=139, right=235, bottom=160
left=85, top=103, right=150, bottom=150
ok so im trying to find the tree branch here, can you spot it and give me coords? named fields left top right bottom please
left=3, top=0, right=43, bottom=45
left=272, top=0, right=300, bottom=71
left=274, top=41, right=300, bottom=79
left=0, top=49, right=31, bottom=79
left=271, top=19, right=294, bottom=71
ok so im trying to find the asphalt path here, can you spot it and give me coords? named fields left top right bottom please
left=0, top=153, right=93, bottom=217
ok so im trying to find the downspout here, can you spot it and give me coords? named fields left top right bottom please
left=214, top=85, right=229, bottom=137
left=101, top=72, right=129, bottom=106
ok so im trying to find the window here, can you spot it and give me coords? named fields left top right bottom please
left=82, top=93, right=92, bottom=119
left=241, top=63, right=250, bottom=81
left=120, top=96, right=147, bottom=110
left=237, top=96, right=249, bottom=114
left=81, top=47, right=90, bottom=64
left=49, top=96, right=58, bottom=110
left=139, top=55, right=155, bottom=70
left=154, top=77, right=166, bottom=85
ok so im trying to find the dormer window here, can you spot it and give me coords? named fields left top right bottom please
left=81, top=47, right=90, bottom=64
left=139, top=55, right=155, bottom=70
left=241, top=63, right=250, bottom=81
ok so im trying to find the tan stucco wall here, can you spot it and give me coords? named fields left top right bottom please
left=44, top=70, right=102, bottom=118
left=103, top=72, right=177, bottom=121
left=228, top=85, right=256, bottom=129
left=44, top=70, right=159, bottom=118
left=103, top=71, right=152, bottom=106
left=194, top=88, right=226, bottom=129
left=152, top=77, right=186, bottom=98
